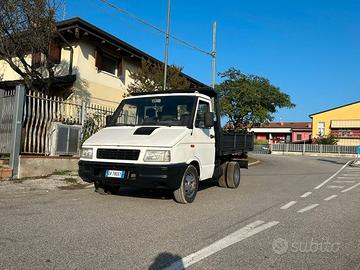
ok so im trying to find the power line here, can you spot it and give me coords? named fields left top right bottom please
left=98, top=0, right=212, bottom=56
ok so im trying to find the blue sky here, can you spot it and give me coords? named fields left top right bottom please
left=65, top=0, right=360, bottom=122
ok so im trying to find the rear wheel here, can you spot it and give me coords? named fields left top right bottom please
left=218, top=162, right=228, bottom=188
left=226, top=161, right=241, bottom=188
left=173, top=165, right=199, bottom=204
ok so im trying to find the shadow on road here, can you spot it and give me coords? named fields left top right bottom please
left=148, top=252, right=183, bottom=270
left=107, top=179, right=218, bottom=201
left=316, top=158, right=348, bottom=165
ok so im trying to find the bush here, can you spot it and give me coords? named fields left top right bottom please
left=254, top=140, right=269, bottom=145
left=314, top=135, right=338, bottom=145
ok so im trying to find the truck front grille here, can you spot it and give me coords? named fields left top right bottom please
left=97, top=149, right=140, bottom=160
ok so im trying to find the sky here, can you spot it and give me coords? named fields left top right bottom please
left=65, top=0, right=360, bottom=122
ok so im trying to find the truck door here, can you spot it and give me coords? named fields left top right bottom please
left=193, top=99, right=216, bottom=180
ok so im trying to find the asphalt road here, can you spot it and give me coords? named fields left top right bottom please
left=0, top=155, right=359, bottom=270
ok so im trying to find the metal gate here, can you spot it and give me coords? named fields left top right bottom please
left=0, top=89, right=16, bottom=154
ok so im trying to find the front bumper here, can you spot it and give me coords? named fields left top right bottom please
left=78, top=160, right=187, bottom=190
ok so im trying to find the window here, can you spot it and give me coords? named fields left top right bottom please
left=48, top=41, right=61, bottom=64
left=31, top=52, right=43, bottom=68
left=195, top=100, right=210, bottom=128
left=296, top=134, right=302, bottom=141
left=111, top=96, right=196, bottom=127
left=318, top=122, right=325, bottom=136
left=95, top=48, right=121, bottom=76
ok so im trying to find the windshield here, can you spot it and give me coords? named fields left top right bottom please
left=110, top=95, right=196, bottom=127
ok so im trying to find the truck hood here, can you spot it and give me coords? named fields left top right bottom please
left=83, top=126, right=190, bottom=148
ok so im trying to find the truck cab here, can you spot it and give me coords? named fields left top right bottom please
left=79, top=88, right=253, bottom=203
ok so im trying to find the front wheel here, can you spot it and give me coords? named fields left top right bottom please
left=173, top=165, right=199, bottom=204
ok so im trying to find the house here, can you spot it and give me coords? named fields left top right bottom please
left=309, top=101, right=360, bottom=146
left=249, top=122, right=312, bottom=144
left=0, top=17, right=206, bottom=108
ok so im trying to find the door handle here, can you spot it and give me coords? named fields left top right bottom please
left=210, top=134, right=215, bottom=139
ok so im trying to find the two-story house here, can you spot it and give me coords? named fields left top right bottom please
left=0, top=17, right=206, bottom=108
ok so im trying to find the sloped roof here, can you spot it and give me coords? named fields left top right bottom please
left=56, top=17, right=207, bottom=88
left=309, top=101, right=360, bottom=117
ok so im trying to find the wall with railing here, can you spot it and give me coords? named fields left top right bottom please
left=271, top=143, right=358, bottom=155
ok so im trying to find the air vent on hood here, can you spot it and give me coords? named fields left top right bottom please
left=134, top=127, right=159, bottom=135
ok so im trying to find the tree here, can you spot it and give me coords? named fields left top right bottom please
left=127, top=59, right=191, bottom=95
left=0, top=0, right=63, bottom=94
left=216, top=68, right=295, bottom=130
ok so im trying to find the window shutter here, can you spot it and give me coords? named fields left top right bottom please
left=31, top=52, right=42, bottom=68
left=95, top=48, right=103, bottom=69
left=48, top=41, right=61, bottom=64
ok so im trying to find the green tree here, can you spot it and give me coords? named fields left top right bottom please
left=127, top=59, right=191, bottom=95
left=216, top=68, right=295, bottom=130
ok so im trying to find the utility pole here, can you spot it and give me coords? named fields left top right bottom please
left=163, top=0, right=171, bottom=91
left=211, top=21, right=217, bottom=89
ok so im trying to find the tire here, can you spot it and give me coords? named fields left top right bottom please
left=173, top=165, right=199, bottom=204
left=94, top=183, right=118, bottom=195
left=226, top=161, right=241, bottom=188
left=218, top=162, right=228, bottom=188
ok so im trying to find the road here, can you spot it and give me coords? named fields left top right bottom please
left=0, top=155, right=359, bottom=270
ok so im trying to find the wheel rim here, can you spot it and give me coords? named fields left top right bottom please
left=234, top=166, right=240, bottom=185
left=184, top=171, right=197, bottom=198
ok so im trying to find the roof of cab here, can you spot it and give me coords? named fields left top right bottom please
left=129, top=88, right=217, bottom=99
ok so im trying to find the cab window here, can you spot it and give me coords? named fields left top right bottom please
left=195, top=100, right=210, bottom=128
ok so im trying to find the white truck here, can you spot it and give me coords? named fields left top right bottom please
left=79, top=88, right=253, bottom=203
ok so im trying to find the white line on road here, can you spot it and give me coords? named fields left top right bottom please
left=337, top=176, right=359, bottom=179
left=341, top=174, right=360, bottom=176
left=324, top=195, right=337, bottom=201
left=327, top=185, right=344, bottom=189
left=163, top=220, right=279, bottom=270
left=297, top=204, right=319, bottom=213
left=280, top=201, right=297, bottom=209
left=324, top=195, right=338, bottom=201
left=341, top=182, right=360, bottom=193
left=300, top=192, right=312, bottom=198
left=333, top=180, right=356, bottom=184
left=314, top=161, right=352, bottom=190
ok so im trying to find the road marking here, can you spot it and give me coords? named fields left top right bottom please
left=280, top=201, right=297, bottom=209
left=297, top=204, right=319, bottom=213
left=314, top=161, right=352, bottom=189
left=163, top=220, right=279, bottom=270
left=300, top=192, right=312, bottom=198
left=341, top=182, right=360, bottom=193
left=333, top=180, right=356, bottom=184
left=337, top=176, right=359, bottom=179
left=341, top=174, right=360, bottom=176
left=324, top=195, right=338, bottom=201
left=327, top=185, right=344, bottom=189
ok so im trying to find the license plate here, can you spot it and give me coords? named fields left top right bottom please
left=105, top=170, right=125, bottom=178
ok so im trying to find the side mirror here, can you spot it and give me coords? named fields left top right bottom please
left=204, top=112, right=214, bottom=128
left=105, top=115, right=112, bottom=126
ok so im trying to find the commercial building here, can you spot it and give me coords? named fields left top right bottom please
left=310, top=101, right=360, bottom=146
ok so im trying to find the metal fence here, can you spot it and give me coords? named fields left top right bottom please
left=271, top=143, right=358, bottom=154
left=22, top=90, right=115, bottom=155
left=0, top=89, right=16, bottom=154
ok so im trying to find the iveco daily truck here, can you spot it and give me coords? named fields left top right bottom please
left=79, top=88, right=253, bottom=203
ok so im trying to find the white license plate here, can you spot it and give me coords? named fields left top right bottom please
left=105, top=170, right=125, bottom=178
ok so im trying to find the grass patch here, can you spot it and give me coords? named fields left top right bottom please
left=52, top=170, right=72, bottom=176
left=63, top=177, right=78, bottom=184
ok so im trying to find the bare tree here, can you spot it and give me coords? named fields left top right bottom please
left=0, top=0, right=63, bottom=94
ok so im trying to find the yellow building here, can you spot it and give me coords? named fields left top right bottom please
left=310, top=101, right=360, bottom=146
left=0, top=17, right=205, bottom=108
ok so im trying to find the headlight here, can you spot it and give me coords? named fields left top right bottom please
left=80, top=148, right=93, bottom=159
left=144, top=150, right=170, bottom=162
